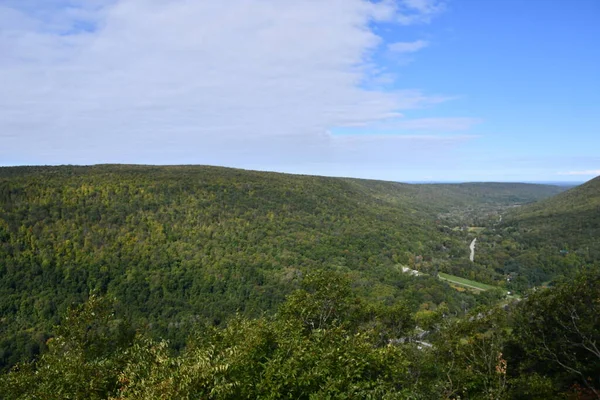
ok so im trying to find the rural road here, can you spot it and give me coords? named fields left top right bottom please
left=469, top=238, right=477, bottom=262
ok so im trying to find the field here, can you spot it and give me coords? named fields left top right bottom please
left=467, top=226, right=486, bottom=233
left=438, top=272, right=499, bottom=291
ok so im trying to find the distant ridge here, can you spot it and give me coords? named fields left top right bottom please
left=404, top=181, right=579, bottom=186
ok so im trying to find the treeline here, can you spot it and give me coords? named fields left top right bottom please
left=1, top=268, right=598, bottom=399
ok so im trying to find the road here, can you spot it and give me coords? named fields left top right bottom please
left=469, top=238, right=477, bottom=262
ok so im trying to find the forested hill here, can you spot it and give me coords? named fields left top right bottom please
left=0, top=165, right=565, bottom=370
left=503, top=175, right=600, bottom=253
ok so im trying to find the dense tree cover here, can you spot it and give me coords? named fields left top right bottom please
left=2, top=165, right=525, bottom=370
left=1, top=268, right=598, bottom=399
left=509, top=268, right=600, bottom=398
left=0, top=165, right=584, bottom=373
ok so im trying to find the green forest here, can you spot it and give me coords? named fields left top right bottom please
left=0, top=165, right=598, bottom=399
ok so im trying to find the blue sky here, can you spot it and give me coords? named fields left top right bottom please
left=1, top=0, right=599, bottom=182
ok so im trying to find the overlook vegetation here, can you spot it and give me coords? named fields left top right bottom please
left=0, top=165, right=598, bottom=398
left=1, top=268, right=598, bottom=399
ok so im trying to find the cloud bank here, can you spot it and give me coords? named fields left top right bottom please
left=0, top=0, right=472, bottom=178
left=558, top=170, right=600, bottom=176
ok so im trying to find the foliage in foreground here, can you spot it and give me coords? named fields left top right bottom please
left=1, top=268, right=598, bottom=400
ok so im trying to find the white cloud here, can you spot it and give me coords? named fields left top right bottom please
left=402, top=0, right=445, bottom=14
left=336, top=117, right=481, bottom=133
left=388, top=39, right=429, bottom=53
left=558, top=170, right=600, bottom=176
left=0, top=0, right=473, bottom=177
left=383, top=117, right=482, bottom=131
left=397, top=0, right=445, bottom=25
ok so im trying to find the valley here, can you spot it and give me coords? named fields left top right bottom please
left=0, top=165, right=597, bottom=399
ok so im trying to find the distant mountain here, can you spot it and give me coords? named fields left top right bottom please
left=524, top=181, right=582, bottom=187
left=402, top=182, right=566, bottom=209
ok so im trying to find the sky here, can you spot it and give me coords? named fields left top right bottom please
left=1, top=0, right=599, bottom=182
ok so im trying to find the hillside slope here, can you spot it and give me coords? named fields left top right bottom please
left=505, top=175, right=600, bottom=251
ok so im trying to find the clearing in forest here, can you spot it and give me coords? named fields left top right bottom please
left=438, top=272, right=498, bottom=291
